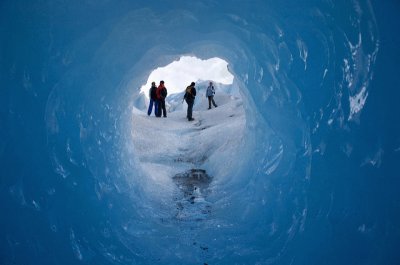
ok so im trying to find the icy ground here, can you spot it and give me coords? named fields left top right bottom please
left=130, top=84, right=246, bottom=206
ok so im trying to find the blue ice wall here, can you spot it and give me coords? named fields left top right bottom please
left=1, top=0, right=400, bottom=264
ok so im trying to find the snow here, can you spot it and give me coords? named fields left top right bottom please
left=0, top=0, right=384, bottom=264
left=139, top=56, right=234, bottom=95
left=131, top=81, right=246, bottom=199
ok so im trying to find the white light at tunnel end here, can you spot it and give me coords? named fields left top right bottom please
left=140, top=56, right=234, bottom=96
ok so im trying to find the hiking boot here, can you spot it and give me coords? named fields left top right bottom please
left=188, top=118, right=195, bottom=121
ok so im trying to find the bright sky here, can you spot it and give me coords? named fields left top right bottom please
left=140, top=56, right=234, bottom=96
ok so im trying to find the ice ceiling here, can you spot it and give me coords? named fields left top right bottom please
left=1, top=0, right=385, bottom=264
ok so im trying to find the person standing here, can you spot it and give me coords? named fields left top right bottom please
left=184, top=82, right=197, bottom=121
left=206, top=81, right=218, bottom=109
left=147, top=81, right=158, bottom=116
left=156, top=80, right=167, bottom=117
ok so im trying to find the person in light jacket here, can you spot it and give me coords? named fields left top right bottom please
left=206, top=81, right=217, bottom=109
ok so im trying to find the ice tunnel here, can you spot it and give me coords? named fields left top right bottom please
left=1, top=0, right=400, bottom=265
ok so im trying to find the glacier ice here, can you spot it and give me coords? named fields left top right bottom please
left=2, top=0, right=400, bottom=265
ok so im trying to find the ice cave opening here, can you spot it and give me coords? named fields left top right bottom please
left=3, top=0, right=396, bottom=264
left=39, top=9, right=312, bottom=261
left=129, top=54, right=251, bottom=205
left=139, top=56, right=234, bottom=96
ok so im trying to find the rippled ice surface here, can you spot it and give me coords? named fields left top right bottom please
left=1, top=0, right=400, bottom=265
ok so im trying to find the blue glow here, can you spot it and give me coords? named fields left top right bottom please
left=1, top=1, right=400, bottom=265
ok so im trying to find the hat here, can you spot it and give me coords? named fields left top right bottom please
left=191, top=82, right=195, bottom=86
left=160, top=80, right=164, bottom=84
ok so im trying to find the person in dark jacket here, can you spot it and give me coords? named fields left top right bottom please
left=147, top=81, right=158, bottom=116
left=184, top=82, right=197, bottom=121
left=206, top=81, right=218, bottom=109
left=156, top=80, right=167, bottom=117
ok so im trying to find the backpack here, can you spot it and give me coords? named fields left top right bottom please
left=161, top=87, right=167, bottom=98
left=207, top=85, right=215, bottom=96
left=184, top=86, right=192, bottom=99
